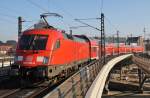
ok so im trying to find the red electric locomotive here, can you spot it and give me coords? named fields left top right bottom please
left=14, top=27, right=99, bottom=79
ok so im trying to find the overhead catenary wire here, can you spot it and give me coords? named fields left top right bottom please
left=48, top=0, right=101, bottom=26
left=0, top=4, right=38, bottom=21
left=25, top=0, right=73, bottom=29
left=75, top=18, right=101, bottom=20
left=104, top=15, right=118, bottom=31
left=0, top=13, right=17, bottom=19
left=47, top=0, right=75, bottom=19
left=0, top=7, right=21, bottom=15
left=25, top=0, right=49, bottom=12
left=104, top=15, right=128, bottom=41
left=26, top=0, right=101, bottom=33
left=47, top=0, right=50, bottom=12
left=25, top=0, right=122, bottom=38
left=69, top=26, right=89, bottom=29
left=0, top=17, right=16, bottom=24
left=75, top=19, right=101, bottom=31
left=104, top=15, right=126, bottom=37
left=25, top=0, right=102, bottom=35
left=47, top=0, right=78, bottom=29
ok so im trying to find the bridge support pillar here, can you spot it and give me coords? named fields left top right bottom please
left=103, top=72, right=111, bottom=95
left=138, top=68, right=147, bottom=93
left=119, top=65, right=123, bottom=81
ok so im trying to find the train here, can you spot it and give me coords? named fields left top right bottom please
left=12, top=21, right=144, bottom=80
left=13, top=28, right=99, bottom=79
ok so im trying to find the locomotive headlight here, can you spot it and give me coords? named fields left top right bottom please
left=37, top=56, right=44, bottom=62
left=43, top=57, right=49, bottom=64
left=36, top=56, right=49, bottom=64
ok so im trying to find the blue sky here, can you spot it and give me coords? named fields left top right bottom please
left=0, top=0, right=150, bottom=42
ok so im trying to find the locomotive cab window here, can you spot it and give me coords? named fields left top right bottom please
left=32, top=35, right=48, bottom=50
left=19, top=34, right=48, bottom=50
left=54, top=40, right=60, bottom=49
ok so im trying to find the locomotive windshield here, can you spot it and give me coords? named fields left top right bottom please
left=19, top=35, right=48, bottom=50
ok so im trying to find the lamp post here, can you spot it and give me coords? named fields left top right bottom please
left=18, top=16, right=32, bottom=39
left=131, top=33, right=133, bottom=53
left=101, top=13, right=105, bottom=64
left=117, top=30, right=119, bottom=55
left=18, top=16, right=23, bottom=38
left=113, top=34, right=115, bottom=43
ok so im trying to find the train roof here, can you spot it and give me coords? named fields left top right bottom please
left=22, top=28, right=99, bottom=45
left=22, top=28, right=62, bottom=35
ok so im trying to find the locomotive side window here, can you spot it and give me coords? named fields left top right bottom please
left=73, top=36, right=86, bottom=43
left=54, top=40, right=60, bottom=49
left=62, top=33, right=68, bottom=39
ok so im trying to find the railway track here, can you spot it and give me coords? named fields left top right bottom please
left=0, top=56, right=118, bottom=98
left=0, top=62, right=89, bottom=98
left=4, top=88, right=39, bottom=98
left=133, top=55, right=150, bottom=74
left=0, top=71, right=77, bottom=98
left=0, top=79, right=55, bottom=98
left=0, top=89, right=20, bottom=98
left=0, top=76, right=20, bottom=98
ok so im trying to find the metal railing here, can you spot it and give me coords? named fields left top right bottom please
left=44, top=56, right=118, bottom=98
left=0, top=56, right=14, bottom=68
left=133, top=55, right=150, bottom=74
left=134, top=54, right=150, bottom=65
left=0, top=56, right=14, bottom=77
